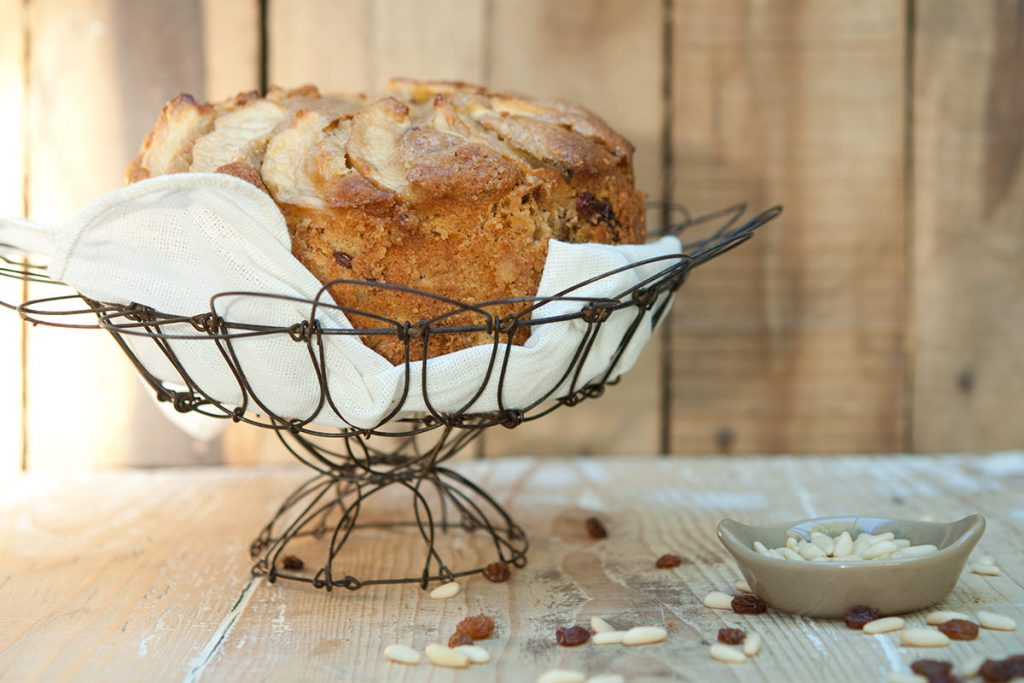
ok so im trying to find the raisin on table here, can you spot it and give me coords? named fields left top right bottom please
left=281, top=555, right=304, bottom=571
left=482, top=562, right=511, bottom=583
left=717, top=627, right=746, bottom=644
left=911, top=660, right=953, bottom=678
left=456, top=614, right=495, bottom=640
left=448, top=632, right=473, bottom=648
left=556, top=626, right=591, bottom=647
left=655, top=554, right=682, bottom=568
left=936, top=619, right=978, bottom=641
left=980, top=654, right=1024, bottom=682
left=844, top=605, right=882, bottom=629
left=585, top=517, right=608, bottom=539
left=731, top=595, right=767, bottom=614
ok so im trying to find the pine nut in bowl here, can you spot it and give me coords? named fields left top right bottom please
left=716, top=514, right=985, bottom=618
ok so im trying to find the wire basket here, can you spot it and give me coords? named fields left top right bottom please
left=0, top=202, right=780, bottom=591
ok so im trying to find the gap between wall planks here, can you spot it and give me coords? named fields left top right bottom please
left=911, top=0, right=1024, bottom=452
left=0, top=0, right=25, bottom=476
left=22, top=0, right=260, bottom=470
left=668, top=0, right=909, bottom=455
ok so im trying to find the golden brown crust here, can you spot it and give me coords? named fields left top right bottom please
left=215, top=161, right=270, bottom=194
left=127, top=81, right=646, bottom=363
left=125, top=93, right=215, bottom=183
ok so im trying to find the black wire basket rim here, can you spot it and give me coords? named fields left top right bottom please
left=0, top=203, right=782, bottom=341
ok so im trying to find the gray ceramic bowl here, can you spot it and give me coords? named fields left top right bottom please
left=717, top=514, right=985, bottom=618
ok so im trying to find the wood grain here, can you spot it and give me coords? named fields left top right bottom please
left=0, top=0, right=25, bottom=476
left=472, top=0, right=666, bottom=456
left=267, top=0, right=372, bottom=92
left=0, top=469, right=280, bottom=681
left=668, top=0, right=908, bottom=454
left=911, top=0, right=1024, bottom=451
left=267, top=0, right=487, bottom=92
left=1, top=454, right=1021, bottom=681
left=200, top=0, right=261, bottom=101
left=23, top=0, right=260, bottom=470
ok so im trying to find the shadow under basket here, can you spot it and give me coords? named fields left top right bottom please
left=0, top=202, right=780, bottom=592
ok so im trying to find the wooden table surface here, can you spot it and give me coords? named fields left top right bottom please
left=1, top=454, right=1022, bottom=682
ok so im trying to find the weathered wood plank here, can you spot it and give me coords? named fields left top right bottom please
left=200, top=0, right=261, bottom=101
left=669, top=1, right=908, bottom=454
left=911, top=0, right=1024, bottom=451
left=268, top=0, right=486, bottom=92
left=267, top=0, right=372, bottom=93
left=370, top=0, right=488, bottom=85
left=484, top=0, right=666, bottom=456
left=23, top=0, right=260, bottom=470
left=0, top=0, right=25, bottom=476
left=0, top=469, right=282, bottom=681
left=1, top=455, right=1021, bottom=681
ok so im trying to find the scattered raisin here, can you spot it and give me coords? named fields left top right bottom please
left=1012, top=655, right=1024, bottom=676
left=281, top=555, right=304, bottom=571
left=986, top=663, right=1017, bottom=682
left=717, top=627, right=746, bottom=644
left=980, top=654, right=1024, bottom=682
left=456, top=614, right=495, bottom=640
left=655, top=554, right=682, bottom=568
left=482, top=562, right=511, bottom=583
left=448, top=632, right=473, bottom=648
left=844, top=605, right=882, bottom=629
left=980, top=659, right=1010, bottom=682
left=731, top=594, right=767, bottom=614
left=911, top=660, right=953, bottom=678
left=936, top=618, right=979, bottom=641
left=585, top=517, right=607, bottom=539
left=555, top=626, right=591, bottom=647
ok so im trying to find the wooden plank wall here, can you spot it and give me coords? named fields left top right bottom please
left=911, top=0, right=1024, bottom=452
left=20, top=0, right=259, bottom=470
left=669, top=2, right=908, bottom=454
left=0, top=0, right=1021, bottom=470
left=0, top=0, right=25, bottom=476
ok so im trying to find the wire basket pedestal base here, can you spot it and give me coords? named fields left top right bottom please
left=248, top=427, right=528, bottom=591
